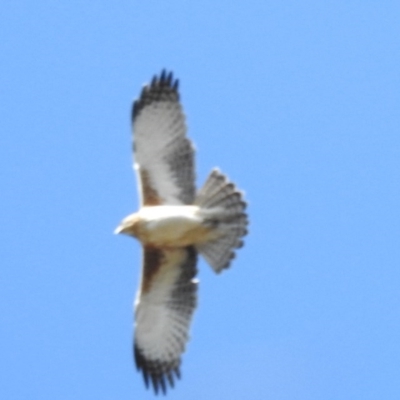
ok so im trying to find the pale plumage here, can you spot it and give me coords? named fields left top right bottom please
left=115, top=71, right=248, bottom=394
left=133, top=72, right=195, bottom=206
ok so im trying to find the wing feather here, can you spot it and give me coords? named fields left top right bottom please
left=132, top=71, right=195, bottom=206
left=134, top=246, right=198, bottom=394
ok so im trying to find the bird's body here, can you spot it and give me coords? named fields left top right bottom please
left=115, top=71, right=248, bottom=394
left=115, top=205, right=221, bottom=247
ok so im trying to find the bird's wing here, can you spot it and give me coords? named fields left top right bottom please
left=134, top=246, right=198, bottom=394
left=132, top=71, right=195, bottom=206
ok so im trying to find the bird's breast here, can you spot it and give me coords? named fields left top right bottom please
left=136, top=205, right=217, bottom=247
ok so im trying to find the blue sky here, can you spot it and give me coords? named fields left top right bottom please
left=1, top=1, right=400, bottom=399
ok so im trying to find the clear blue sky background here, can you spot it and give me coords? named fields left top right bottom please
left=1, top=2, right=399, bottom=399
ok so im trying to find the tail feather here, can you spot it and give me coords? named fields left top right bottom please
left=194, top=173, right=228, bottom=207
left=195, top=169, right=248, bottom=273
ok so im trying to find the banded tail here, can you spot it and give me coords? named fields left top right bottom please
left=195, top=169, right=248, bottom=273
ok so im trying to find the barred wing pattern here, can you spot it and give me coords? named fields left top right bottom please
left=132, top=71, right=196, bottom=206
left=122, top=71, right=248, bottom=395
left=132, top=72, right=199, bottom=394
left=134, top=246, right=198, bottom=394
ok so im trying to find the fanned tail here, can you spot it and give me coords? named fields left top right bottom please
left=195, top=169, right=248, bottom=273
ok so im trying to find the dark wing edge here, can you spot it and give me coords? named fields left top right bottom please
left=131, top=70, right=196, bottom=205
left=134, top=246, right=198, bottom=395
left=134, top=344, right=181, bottom=395
left=132, top=70, right=179, bottom=122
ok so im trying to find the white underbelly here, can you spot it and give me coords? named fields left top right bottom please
left=137, top=206, right=216, bottom=247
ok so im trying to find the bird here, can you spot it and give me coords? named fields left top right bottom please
left=115, top=70, right=248, bottom=395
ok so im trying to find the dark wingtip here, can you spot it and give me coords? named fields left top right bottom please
left=132, top=70, right=180, bottom=121
left=134, top=344, right=181, bottom=395
left=160, top=69, right=166, bottom=82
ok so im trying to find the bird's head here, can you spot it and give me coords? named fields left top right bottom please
left=114, top=213, right=141, bottom=237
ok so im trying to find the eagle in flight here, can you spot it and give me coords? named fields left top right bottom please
left=115, top=71, right=248, bottom=394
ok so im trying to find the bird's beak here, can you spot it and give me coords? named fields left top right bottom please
left=114, top=213, right=138, bottom=236
left=114, top=224, right=125, bottom=235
